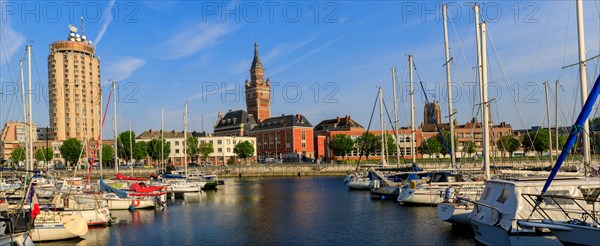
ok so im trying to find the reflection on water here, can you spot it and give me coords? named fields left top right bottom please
left=32, top=177, right=477, bottom=245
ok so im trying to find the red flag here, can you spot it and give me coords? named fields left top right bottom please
left=30, top=193, right=40, bottom=219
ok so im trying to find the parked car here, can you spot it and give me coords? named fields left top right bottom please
left=188, top=163, right=200, bottom=168
left=54, top=163, right=67, bottom=170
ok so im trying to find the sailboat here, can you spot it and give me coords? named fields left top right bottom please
left=470, top=1, right=600, bottom=244
left=160, top=102, right=205, bottom=196
left=437, top=3, right=487, bottom=224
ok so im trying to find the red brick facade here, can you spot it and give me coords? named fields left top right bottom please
left=245, top=42, right=270, bottom=123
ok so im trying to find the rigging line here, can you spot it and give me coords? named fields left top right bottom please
left=398, top=60, right=410, bottom=127
left=448, top=7, right=475, bottom=83
left=412, top=59, right=452, bottom=160
left=562, top=2, right=573, bottom=67
left=30, top=50, right=48, bottom=124
left=355, top=89, right=379, bottom=171
left=485, top=22, right=536, bottom=148
left=1, top=46, right=24, bottom=127
left=382, top=98, right=407, bottom=164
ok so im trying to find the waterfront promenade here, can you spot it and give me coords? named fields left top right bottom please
left=47, top=158, right=585, bottom=179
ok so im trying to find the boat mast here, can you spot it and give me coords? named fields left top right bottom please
left=184, top=101, right=188, bottom=175
left=480, top=21, right=490, bottom=180
left=161, top=107, right=164, bottom=171
left=19, top=58, right=28, bottom=171
left=129, top=122, right=133, bottom=174
left=113, top=80, right=118, bottom=174
left=27, top=45, right=34, bottom=171
left=442, top=4, right=456, bottom=168
left=392, top=67, right=401, bottom=167
left=378, top=87, right=387, bottom=166
left=544, top=81, right=553, bottom=166
left=555, top=80, right=559, bottom=158
left=99, top=88, right=103, bottom=172
left=474, top=4, right=490, bottom=180
left=409, top=54, right=416, bottom=165
left=576, top=0, right=591, bottom=168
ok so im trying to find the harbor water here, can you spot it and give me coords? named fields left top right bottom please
left=42, top=176, right=476, bottom=245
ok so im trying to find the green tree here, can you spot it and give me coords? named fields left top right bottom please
left=102, top=145, right=114, bottom=165
left=148, top=137, right=171, bottom=162
left=436, top=129, right=457, bottom=157
left=133, top=141, right=148, bottom=161
left=233, top=141, right=254, bottom=164
left=329, top=134, right=355, bottom=159
left=497, top=135, right=520, bottom=157
left=462, top=141, right=476, bottom=156
left=522, top=131, right=549, bottom=156
left=186, top=136, right=199, bottom=162
left=384, top=135, right=397, bottom=156
left=117, top=131, right=136, bottom=162
left=558, top=135, right=568, bottom=149
left=35, top=147, right=53, bottom=163
left=420, top=136, right=442, bottom=156
left=356, top=132, right=380, bottom=160
left=10, top=146, right=25, bottom=166
left=199, top=142, right=214, bottom=163
left=60, top=138, right=84, bottom=167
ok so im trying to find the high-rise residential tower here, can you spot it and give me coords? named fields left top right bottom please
left=48, top=25, right=101, bottom=141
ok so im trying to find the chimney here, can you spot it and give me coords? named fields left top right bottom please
left=297, top=114, right=301, bottom=120
left=218, top=112, right=223, bottom=121
left=345, top=115, right=349, bottom=124
left=336, top=117, right=340, bottom=123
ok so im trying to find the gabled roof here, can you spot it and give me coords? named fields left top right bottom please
left=314, top=116, right=364, bottom=132
left=251, top=114, right=312, bottom=131
left=214, top=110, right=256, bottom=131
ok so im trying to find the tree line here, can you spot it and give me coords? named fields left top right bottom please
left=7, top=130, right=256, bottom=168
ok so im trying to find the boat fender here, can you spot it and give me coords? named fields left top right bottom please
left=444, top=187, right=454, bottom=202
left=128, top=204, right=135, bottom=211
left=410, top=181, right=417, bottom=190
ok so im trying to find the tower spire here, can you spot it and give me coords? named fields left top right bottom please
left=252, top=42, right=263, bottom=70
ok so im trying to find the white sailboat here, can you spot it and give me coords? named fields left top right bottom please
left=470, top=1, right=600, bottom=244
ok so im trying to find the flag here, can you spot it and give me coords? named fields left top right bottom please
left=26, top=184, right=40, bottom=219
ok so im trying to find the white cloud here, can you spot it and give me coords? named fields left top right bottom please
left=94, top=0, right=116, bottom=46
left=270, top=37, right=343, bottom=76
left=104, top=57, right=146, bottom=81
left=0, top=17, right=26, bottom=64
left=157, top=22, right=235, bottom=60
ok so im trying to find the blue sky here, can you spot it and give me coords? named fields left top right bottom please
left=0, top=1, right=599, bottom=137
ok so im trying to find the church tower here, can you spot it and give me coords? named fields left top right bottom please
left=245, top=42, right=271, bottom=123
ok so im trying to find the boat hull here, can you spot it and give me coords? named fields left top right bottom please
left=347, top=179, right=370, bottom=190
left=107, top=198, right=155, bottom=210
left=437, top=203, right=472, bottom=226
left=397, top=188, right=442, bottom=205
left=30, top=212, right=88, bottom=242
left=471, top=219, right=561, bottom=246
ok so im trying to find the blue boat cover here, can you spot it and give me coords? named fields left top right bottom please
left=99, top=177, right=127, bottom=198
left=162, top=173, right=185, bottom=179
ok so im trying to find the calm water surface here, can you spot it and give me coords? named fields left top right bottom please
left=41, top=176, right=476, bottom=245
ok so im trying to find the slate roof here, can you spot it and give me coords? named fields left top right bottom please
left=251, top=114, right=312, bottom=131
left=214, top=110, right=256, bottom=131
left=314, top=116, right=364, bottom=132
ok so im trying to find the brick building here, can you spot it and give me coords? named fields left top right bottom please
left=245, top=42, right=270, bottom=123
left=248, top=114, right=314, bottom=161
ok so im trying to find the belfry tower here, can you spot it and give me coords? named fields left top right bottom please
left=245, top=42, right=271, bottom=123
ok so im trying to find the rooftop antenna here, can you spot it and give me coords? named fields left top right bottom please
left=81, top=16, right=85, bottom=36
